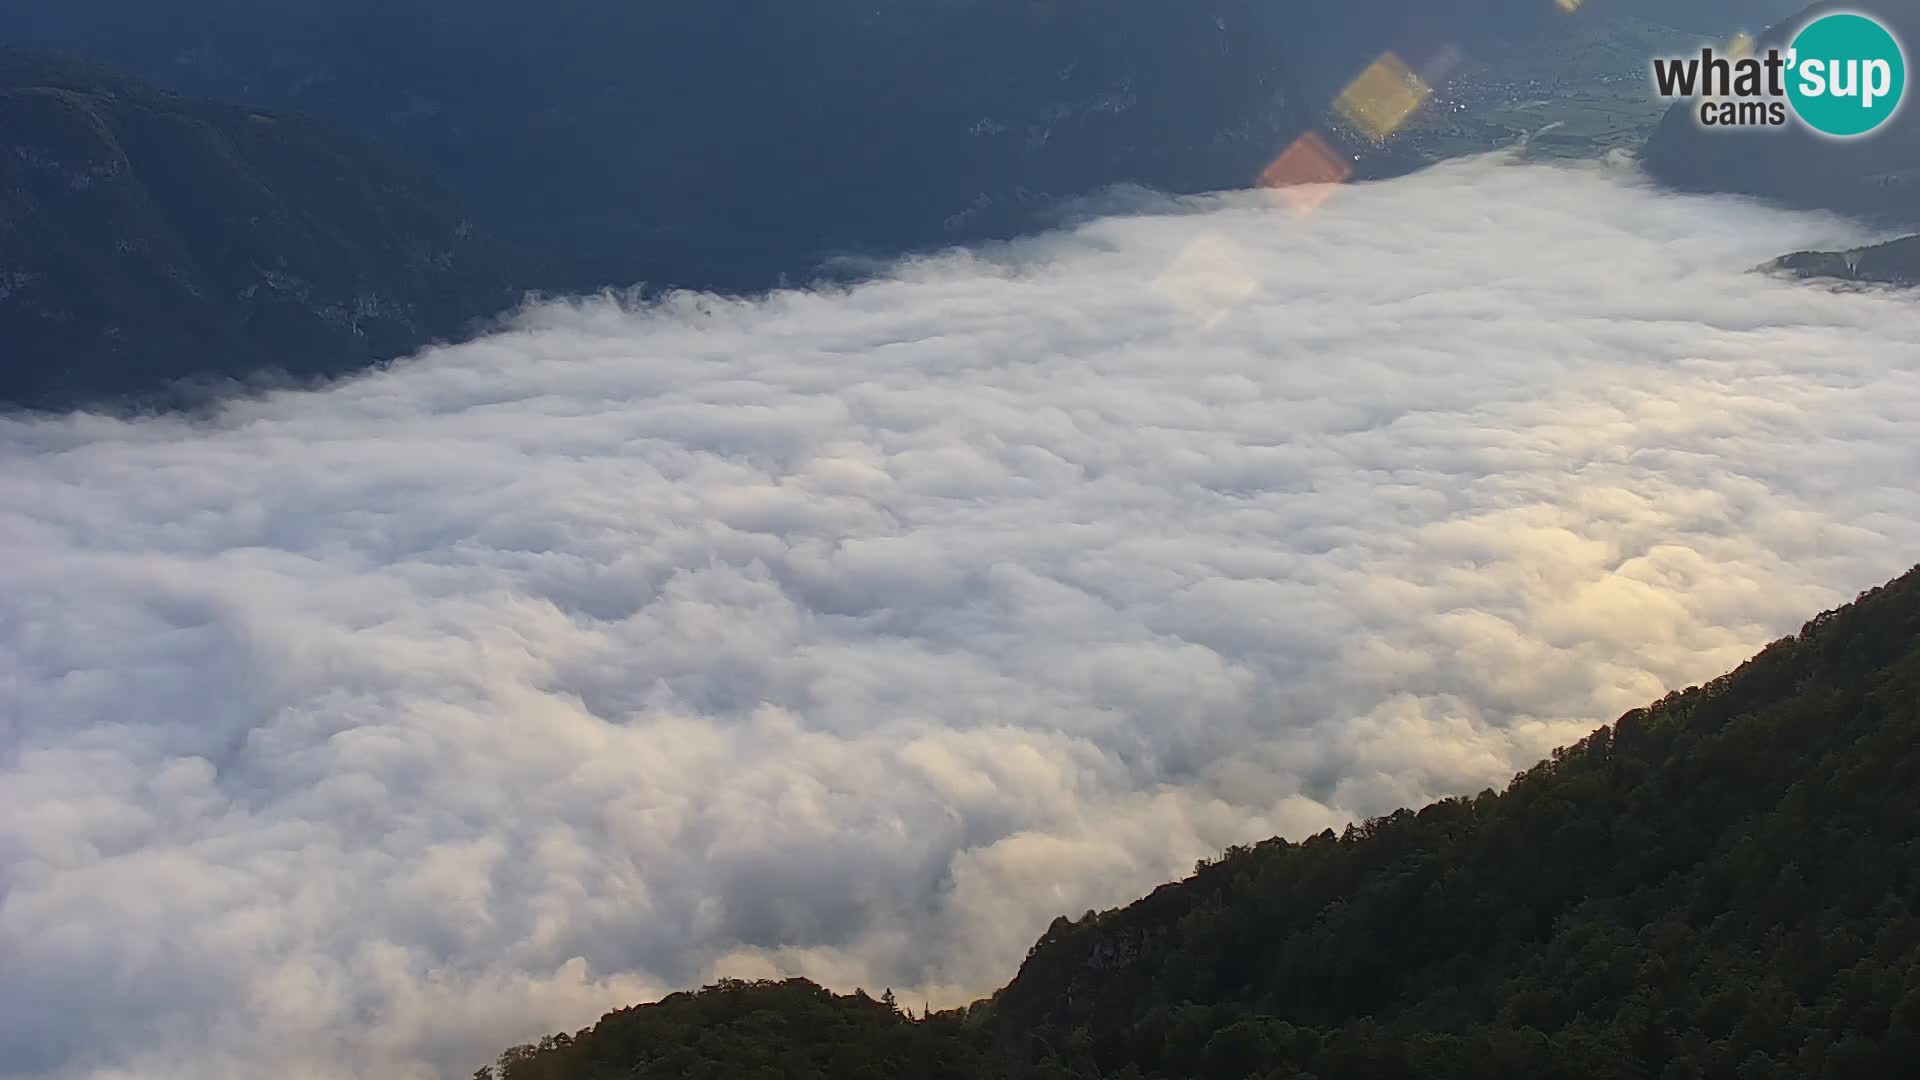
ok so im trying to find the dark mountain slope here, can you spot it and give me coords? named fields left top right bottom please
left=5, top=0, right=1773, bottom=299
left=1768, top=232, right=1920, bottom=285
left=5, top=1, right=1327, bottom=293
left=0, top=50, right=524, bottom=410
left=487, top=561, right=1920, bottom=1079
left=994, top=564, right=1920, bottom=1046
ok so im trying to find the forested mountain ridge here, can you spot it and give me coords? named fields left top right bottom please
left=0, top=49, right=524, bottom=410
left=485, top=561, right=1920, bottom=1079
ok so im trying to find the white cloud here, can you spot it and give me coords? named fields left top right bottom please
left=3, top=154, right=1918, bottom=1079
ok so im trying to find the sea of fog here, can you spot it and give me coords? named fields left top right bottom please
left=3, top=154, right=1918, bottom=1079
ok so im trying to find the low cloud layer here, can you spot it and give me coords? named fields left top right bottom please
left=4, top=155, right=1918, bottom=1079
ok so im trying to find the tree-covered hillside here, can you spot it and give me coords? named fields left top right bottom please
left=0, top=49, right=524, bottom=409
left=486, top=562, right=1920, bottom=1079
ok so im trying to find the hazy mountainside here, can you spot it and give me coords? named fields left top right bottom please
left=0, top=50, right=523, bottom=409
left=487, top=563, right=1920, bottom=1080
left=0, top=1, right=1865, bottom=405
left=7, top=0, right=1771, bottom=298
left=1258, top=0, right=1789, bottom=102
left=0, top=0, right=1522, bottom=408
left=1392, top=16, right=1718, bottom=167
left=1642, top=0, right=1920, bottom=224
left=5, top=0, right=1326, bottom=294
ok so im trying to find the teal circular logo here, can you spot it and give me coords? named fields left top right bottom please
left=1786, top=12, right=1907, bottom=137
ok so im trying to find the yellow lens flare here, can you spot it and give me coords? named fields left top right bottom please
left=1257, top=129, right=1353, bottom=215
left=1334, top=53, right=1432, bottom=142
left=1726, top=31, right=1756, bottom=63
left=1556, top=0, right=1583, bottom=14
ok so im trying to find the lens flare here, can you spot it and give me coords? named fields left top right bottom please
left=1335, top=53, right=1432, bottom=142
left=1257, top=130, right=1354, bottom=214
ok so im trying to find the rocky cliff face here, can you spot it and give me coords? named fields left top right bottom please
left=0, top=50, right=524, bottom=409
